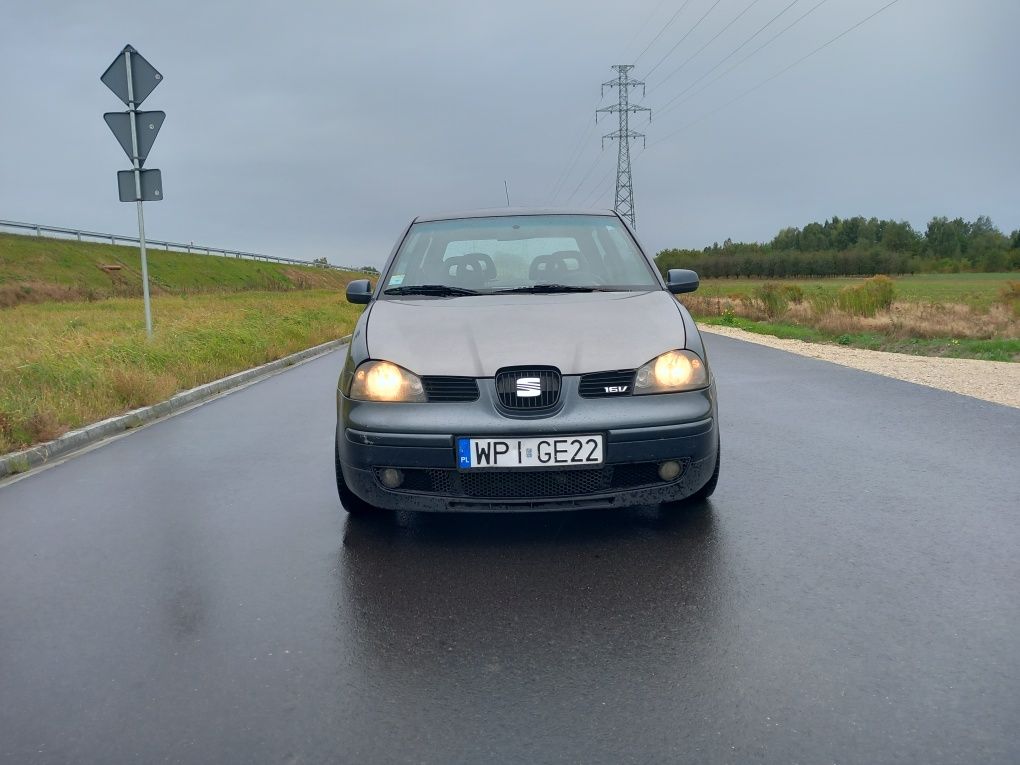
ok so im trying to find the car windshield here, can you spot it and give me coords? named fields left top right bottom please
left=381, top=215, right=660, bottom=296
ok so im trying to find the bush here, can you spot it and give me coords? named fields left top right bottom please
left=807, top=288, right=837, bottom=315
left=1000, top=281, right=1020, bottom=318
left=752, top=283, right=789, bottom=319
left=836, top=275, right=895, bottom=317
left=781, top=284, right=805, bottom=303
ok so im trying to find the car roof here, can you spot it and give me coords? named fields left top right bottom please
left=414, top=207, right=618, bottom=223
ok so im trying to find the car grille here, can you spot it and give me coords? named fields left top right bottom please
left=494, top=367, right=561, bottom=410
left=421, top=376, right=479, bottom=402
left=578, top=369, right=635, bottom=398
left=376, top=461, right=687, bottom=499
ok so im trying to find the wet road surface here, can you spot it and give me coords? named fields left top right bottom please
left=1, top=336, right=1018, bottom=764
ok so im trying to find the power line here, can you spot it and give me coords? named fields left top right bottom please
left=624, top=0, right=670, bottom=58
left=563, top=149, right=610, bottom=205
left=550, top=0, right=671, bottom=204
left=648, top=0, right=766, bottom=95
left=645, top=0, right=725, bottom=79
left=645, top=0, right=904, bottom=151
left=656, top=0, right=829, bottom=121
left=633, top=0, right=695, bottom=65
left=575, top=1, right=763, bottom=206
left=593, top=189, right=614, bottom=208
left=580, top=166, right=616, bottom=207
left=651, top=0, right=802, bottom=116
left=548, top=116, right=598, bottom=202
left=548, top=0, right=703, bottom=204
left=593, top=174, right=617, bottom=207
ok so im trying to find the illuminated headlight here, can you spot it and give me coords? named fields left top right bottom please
left=634, top=350, right=708, bottom=394
left=350, top=360, right=426, bottom=402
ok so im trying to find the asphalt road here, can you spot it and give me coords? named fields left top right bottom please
left=1, top=336, right=1018, bottom=764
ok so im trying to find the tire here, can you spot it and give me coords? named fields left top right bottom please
left=334, top=439, right=379, bottom=516
left=662, top=442, right=719, bottom=511
left=688, top=442, right=720, bottom=502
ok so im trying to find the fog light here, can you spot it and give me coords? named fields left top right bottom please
left=379, top=468, right=404, bottom=489
left=658, top=460, right=682, bottom=482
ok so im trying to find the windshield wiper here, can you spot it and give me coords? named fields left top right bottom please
left=494, top=284, right=599, bottom=294
left=383, top=284, right=480, bottom=296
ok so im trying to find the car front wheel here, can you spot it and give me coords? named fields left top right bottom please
left=689, top=442, right=720, bottom=502
left=335, top=440, right=380, bottom=516
left=663, top=442, right=719, bottom=510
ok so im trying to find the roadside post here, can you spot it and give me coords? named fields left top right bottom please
left=101, top=45, right=165, bottom=338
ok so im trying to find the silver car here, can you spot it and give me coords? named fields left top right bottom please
left=335, top=209, right=719, bottom=513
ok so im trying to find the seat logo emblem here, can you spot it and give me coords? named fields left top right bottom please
left=516, top=377, right=542, bottom=397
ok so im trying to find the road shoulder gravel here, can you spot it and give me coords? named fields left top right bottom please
left=699, top=323, right=1019, bottom=409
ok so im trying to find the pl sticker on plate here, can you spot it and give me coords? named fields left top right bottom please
left=457, top=439, right=472, bottom=468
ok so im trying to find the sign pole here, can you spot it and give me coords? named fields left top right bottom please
left=102, top=43, right=164, bottom=338
left=124, top=49, right=153, bottom=339
left=135, top=196, right=152, bottom=338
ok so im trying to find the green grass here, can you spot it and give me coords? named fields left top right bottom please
left=696, top=272, right=1019, bottom=311
left=0, top=291, right=362, bottom=454
left=0, top=232, right=371, bottom=454
left=701, top=314, right=1020, bottom=362
left=0, top=231, right=358, bottom=304
left=703, top=314, right=824, bottom=341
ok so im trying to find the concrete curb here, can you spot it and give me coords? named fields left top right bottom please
left=0, top=335, right=351, bottom=480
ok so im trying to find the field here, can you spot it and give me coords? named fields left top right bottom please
left=0, top=291, right=362, bottom=454
left=684, top=273, right=1020, bottom=362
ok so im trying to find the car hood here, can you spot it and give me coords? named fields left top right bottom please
left=365, top=290, right=686, bottom=376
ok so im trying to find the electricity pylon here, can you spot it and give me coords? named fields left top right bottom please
left=596, top=65, right=651, bottom=227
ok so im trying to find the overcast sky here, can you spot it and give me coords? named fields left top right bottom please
left=1, top=0, right=1017, bottom=267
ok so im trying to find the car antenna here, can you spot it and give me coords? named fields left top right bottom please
left=504, top=179, right=511, bottom=207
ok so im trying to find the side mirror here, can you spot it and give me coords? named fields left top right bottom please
left=346, top=279, right=373, bottom=304
left=666, top=269, right=699, bottom=294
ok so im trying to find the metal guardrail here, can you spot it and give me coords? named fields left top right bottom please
left=0, top=219, right=357, bottom=271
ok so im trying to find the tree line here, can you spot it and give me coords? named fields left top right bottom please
left=656, top=215, right=1020, bottom=278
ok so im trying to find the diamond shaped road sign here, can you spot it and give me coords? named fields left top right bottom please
left=104, top=111, right=165, bottom=166
left=101, top=45, right=163, bottom=107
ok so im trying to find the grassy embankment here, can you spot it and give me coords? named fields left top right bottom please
left=0, top=232, right=354, bottom=304
left=0, top=233, right=364, bottom=454
left=683, top=273, right=1020, bottom=362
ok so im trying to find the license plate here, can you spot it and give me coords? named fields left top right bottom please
left=457, top=435, right=604, bottom=469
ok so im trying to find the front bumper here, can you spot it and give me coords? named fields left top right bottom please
left=337, top=379, right=718, bottom=512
